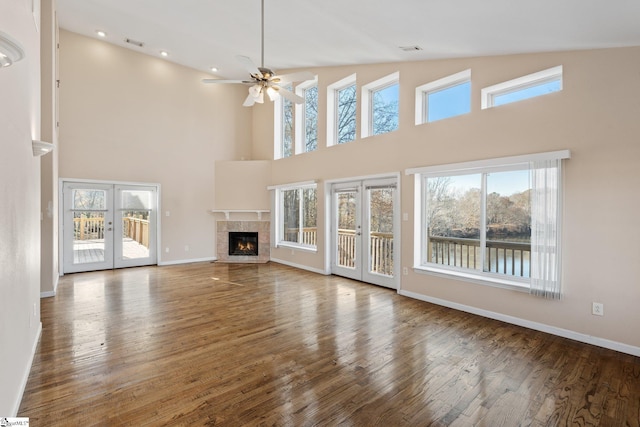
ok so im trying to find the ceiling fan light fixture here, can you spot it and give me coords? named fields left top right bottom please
left=248, top=84, right=262, bottom=98
left=201, top=0, right=313, bottom=107
left=266, top=86, right=279, bottom=101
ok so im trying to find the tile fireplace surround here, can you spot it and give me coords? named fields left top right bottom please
left=216, top=221, right=270, bottom=263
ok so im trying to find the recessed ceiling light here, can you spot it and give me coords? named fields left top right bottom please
left=160, top=50, right=169, bottom=57
left=210, top=67, right=218, bottom=72
left=96, top=30, right=107, bottom=38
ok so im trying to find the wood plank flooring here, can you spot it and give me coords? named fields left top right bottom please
left=19, top=262, right=640, bottom=426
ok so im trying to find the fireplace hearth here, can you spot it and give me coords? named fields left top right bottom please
left=228, top=232, right=259, bottom=256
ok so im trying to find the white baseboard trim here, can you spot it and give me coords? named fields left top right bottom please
left=12, top=322, right=42, bottom=416
left=40, top=274, right=58, bottom=298
left=269, top=258, right=329, bottom=276
left=399, top=290, right=640, bottom=357
left=158, top=257, right=217, bottom=266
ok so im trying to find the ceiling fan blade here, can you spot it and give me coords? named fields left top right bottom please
left=243, top=93, right=256, bottom=107
left=236, top=55, right=262, bottom=78
left=278, top=87, right=304, bottom=104
left=202, top=79, right=251, bottom=84
left=273, top=71, right=315, bottom=85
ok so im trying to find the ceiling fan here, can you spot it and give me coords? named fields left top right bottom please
left=202, top=0, right=315, bottom=107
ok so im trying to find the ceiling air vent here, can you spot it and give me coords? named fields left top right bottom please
left=399, top=45, right=423, bottom=52
left=125, top=38, right=144, bottom=48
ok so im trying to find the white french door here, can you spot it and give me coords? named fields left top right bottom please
left=331, top=177, right=398, bottom=289
left=62, top=181, right=158, bottom=273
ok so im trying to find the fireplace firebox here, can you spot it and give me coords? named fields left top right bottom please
left=228, top=232, right=259, bottom=256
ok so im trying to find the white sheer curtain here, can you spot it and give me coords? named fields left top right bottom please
left=530, top=159, right=562, bottom=299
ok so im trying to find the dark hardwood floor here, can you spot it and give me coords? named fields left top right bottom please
left=19, top=262, right=640, bottom=426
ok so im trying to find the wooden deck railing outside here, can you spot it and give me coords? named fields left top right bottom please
left=73, top=216, right=149, bottom=249
left=73, top=217, right=105, bottom=240
left=428, top=235, right=530, bottom=277
left=123, top=217, right=150, bottom=248
left=287, top=228, right=394, bottom=276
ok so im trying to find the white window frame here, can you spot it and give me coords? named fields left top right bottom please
left=361, top=72, right=399, bottom=138
left=415, top=69, right=471, bottom=125
left=327, top=73, right=357, bottom=147
left=481, top=65, right=563, bottom=109
left=406, top=150, right=570, bottom=291
left=274, top=84, right=294, bottom=159
left=295, top=76, right=319, bottom=155
left=268, top=181, right=318, bottom=252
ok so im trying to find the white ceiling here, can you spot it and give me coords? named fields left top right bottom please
left=57, top=0, right=640, bottom=79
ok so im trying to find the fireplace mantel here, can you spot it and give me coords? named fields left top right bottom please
left=211, top=209, right=270, bottom=220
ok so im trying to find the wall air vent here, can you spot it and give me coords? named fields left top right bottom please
left=399, top=45, right=423, bottom=52
left=125, top=38, right=144, bottom=48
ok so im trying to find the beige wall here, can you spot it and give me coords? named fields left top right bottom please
left=255, top=47, right=640, bottom=351
left=0, top=0, right=43, bottom=415
left=58, top=30, right=253, bottom=263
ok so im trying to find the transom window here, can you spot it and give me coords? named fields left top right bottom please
left=327, top=74, right=357, bottom=147
left=274, top=84, right=294, bottom=159
left=415, top=69, right=471, bottom=124
left=270, top=182, right=318, bottom=250
left=362, top=72, right=399, bottom=138
left=408, top=150, right=570, bottom=298
left=481, top=66, right=562, bottom=109
left=295, top=78, right=318, bottom=154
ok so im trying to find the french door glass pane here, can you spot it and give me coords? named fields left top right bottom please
left=72, top=189, right=107, bottom=264
left=368, top=188, right=394, bottom=276
left=337, top=191, right=357, bottom=269
left=121, top=189, right=152, bottom=260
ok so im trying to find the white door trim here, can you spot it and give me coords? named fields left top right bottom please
left=326, top=173, right=400, bottom=290
left=59, top=178, right=162, bottom=275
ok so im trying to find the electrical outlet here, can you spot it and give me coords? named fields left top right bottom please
left=184, top=245, right=189, bottom=252
left=165, top=247, right=170, bottom=253
left=403, top=267, right=408, bottom=275
left=592, top=302, right=604, bottom=316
